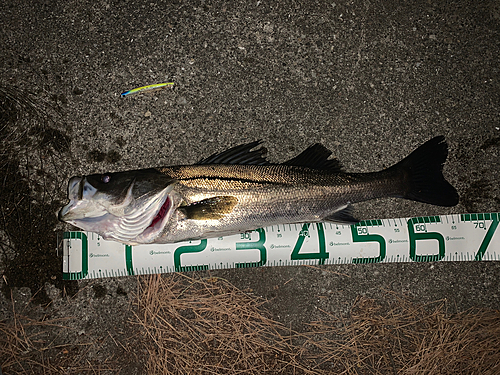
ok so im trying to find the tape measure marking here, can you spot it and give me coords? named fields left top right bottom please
left=62, top=231, right=88, bottom=280
left=61, top=213, right=500, bottom=280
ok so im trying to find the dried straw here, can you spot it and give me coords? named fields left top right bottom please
left=2, top=275, right=499, bottom=374
left=135, top=275, right=500, bottom=375
left=134, top=273, right=315, bottom=374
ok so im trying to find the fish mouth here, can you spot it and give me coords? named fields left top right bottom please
left=59, top=178, right=174, bottom=244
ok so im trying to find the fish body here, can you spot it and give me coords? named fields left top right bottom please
left=59, top=136, right=459, bottom=244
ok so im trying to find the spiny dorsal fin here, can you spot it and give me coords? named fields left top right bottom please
left=197, top=141, right=271, bottom=165
left=178, top=196, right=238, bottom=220
left=283, top=144, right=343, bottom=171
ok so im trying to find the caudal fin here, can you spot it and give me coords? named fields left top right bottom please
left=391, top=136, right=459, bottom=207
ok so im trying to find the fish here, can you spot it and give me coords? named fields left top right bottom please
left=58, top=136, right=459, bottom=245
left=120, top=82, right=174, bottom=97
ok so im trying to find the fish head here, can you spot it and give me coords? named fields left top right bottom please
left=58, top=168, right=176, bottom=244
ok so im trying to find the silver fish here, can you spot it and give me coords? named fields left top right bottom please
left=58, top=136, right=459, bottom=244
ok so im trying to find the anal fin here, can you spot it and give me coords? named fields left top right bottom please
left=178, top=196, right=238, bottom=220
left=324, top=205, right=359, bottom=225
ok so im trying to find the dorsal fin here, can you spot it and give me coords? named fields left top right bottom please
left=283, top=144, right=342, bottom=171
left=196, top=141, right=342, bottom=171
left=196, top=141, right=272, bottom=165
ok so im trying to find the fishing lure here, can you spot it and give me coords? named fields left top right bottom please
left=120, top=82, right=174, bottom=97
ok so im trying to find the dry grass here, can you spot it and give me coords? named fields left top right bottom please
left=0, top=290, right=132, bottom=374
left=2, top=274, right=500, bottom=374
left=135, top=274, right=500, bottom=375
left=305, top=292, right=500, bottom=374
left=134, top=274, right=314, bottom=374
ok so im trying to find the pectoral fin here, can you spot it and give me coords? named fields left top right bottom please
left=178, top=196, right=238, bottom=220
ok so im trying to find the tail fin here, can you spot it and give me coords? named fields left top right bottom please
left=391, top=136, right=459, bottom=207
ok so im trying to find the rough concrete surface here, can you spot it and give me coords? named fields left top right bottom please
left=1, top=0, right=499, bottom=373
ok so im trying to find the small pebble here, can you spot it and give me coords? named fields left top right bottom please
left=177, top=97, right=188, bottom=105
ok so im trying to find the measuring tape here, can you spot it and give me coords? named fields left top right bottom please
left=61, top=213, right=499, bottom=280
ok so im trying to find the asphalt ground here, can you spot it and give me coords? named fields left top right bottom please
left=1, top=0, right=499, bottom=371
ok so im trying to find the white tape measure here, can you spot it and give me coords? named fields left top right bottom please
left=61, top=213, right=499, bottom=280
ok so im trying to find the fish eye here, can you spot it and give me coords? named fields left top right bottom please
left=101, top=174, right=111, bottom=183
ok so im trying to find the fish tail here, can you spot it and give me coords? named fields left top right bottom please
left=390, top=136, right=459, bottom=207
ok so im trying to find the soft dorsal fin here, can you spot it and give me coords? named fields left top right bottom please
left=283, top=144, right=342, bottom=171
left=196, top=141, right=272, bottom=165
